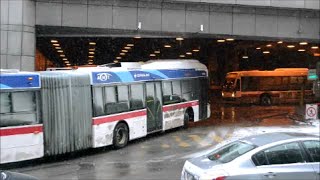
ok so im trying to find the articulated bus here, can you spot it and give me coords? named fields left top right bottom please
left=0, top=60, right=210, bottom=164
left=222, top=68, right=314, bottom=105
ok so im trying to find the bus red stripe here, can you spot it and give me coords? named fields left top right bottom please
left=0, top=125, right=43, bottom=136
left=163, top=101, right=199, bottom=112
left=93, top=110, right=147, bottom=125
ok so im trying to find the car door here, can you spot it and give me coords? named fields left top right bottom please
left=302, top=140, right=320, bottom=180
left=253, top=142, right=317, bottom=180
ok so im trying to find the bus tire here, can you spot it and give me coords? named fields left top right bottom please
left=183, top=113, right=190, bottom=129
left=260, top=94, right=272, bottom=106
left=113, top=122, right=129, bottom=149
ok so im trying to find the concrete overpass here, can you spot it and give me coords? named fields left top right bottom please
left=1, top=0, right=319, bottom=70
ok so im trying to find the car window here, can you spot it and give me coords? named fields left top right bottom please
left=263, top=142, right=305, bottom=165
left=302, top=141, right=320, bottom=162
left=252, top=151, right=268, bottom=166
left=207, top=141, right=256, bottom=163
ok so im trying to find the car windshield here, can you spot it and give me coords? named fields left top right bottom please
left=207, top=141, right=256, bottom=163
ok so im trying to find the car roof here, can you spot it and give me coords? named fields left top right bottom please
left=240, top=132, right=319, bottom=147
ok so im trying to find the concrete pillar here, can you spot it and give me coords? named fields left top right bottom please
left=1, top=0, right=36, bottom=71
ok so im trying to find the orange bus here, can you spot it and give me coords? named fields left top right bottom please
left=222, top=68, right=314, bottom=105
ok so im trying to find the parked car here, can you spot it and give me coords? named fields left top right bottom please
left=181, top=132, right=320, bottom=180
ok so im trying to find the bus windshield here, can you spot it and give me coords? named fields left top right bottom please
left=223, top=78, right=236, bottom=91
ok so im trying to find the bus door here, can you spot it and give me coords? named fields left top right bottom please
left=146, top=82, right=163, bottom=132
left=198, top=77, right=209, bottom=120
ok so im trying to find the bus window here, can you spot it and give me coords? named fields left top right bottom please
left=117, top=85, right=129, bottom=112
left=172, top=81, right=182, bottom=99
left=241, top=77, right=258, bottom=91
left=163, top=81, right=182, bottom=105
left=93, top=87, right=104, bottom=116
left=0, top=91, right=38, bottom=127
left=130, top=84, right=145, bottom=110
left=236, top=80, right=240, bottom=91
left=182, top=79, right=196, bottom=101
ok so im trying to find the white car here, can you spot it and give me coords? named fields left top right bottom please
left=181, top=132, right=320, bottom=180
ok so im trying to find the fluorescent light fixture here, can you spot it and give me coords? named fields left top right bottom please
left=287, top=45, right=295, bottom=48
left=60, top=54, right=65, bottom=57
left=277, top=41, right=283, bottom=44
left=192, top=49, right=200, bottom=52
left=62, top=58, right=68, bottom=61
left=179, top=55, right=186, bottom=58
left=88, top=56, right=94, bottom=58
left=263, top=51, right=270, bottom=54
left=51, top=40, right=58, bottom=43
left=88, top=59, right=93, bottom=62
left=116, top=57, right=122, bottom=59
left=66, top=63, right=71, bottom=66
left=127, top=44, right=134, bottom=47
left=299, top=42, right=308, bottom=45
left=150, top=54, right=156, bottom=57
left=266, top=44, right=272, bottom=47
left=298, top=49, right=306, bottom=52
left=124, top=47, right=131, bottom=50
left=57, top=50, right=63, bottom=53
left=55, top=47, right=61, bottom=49
left=242, top=56, right=249, bottom=59
left=217, top=39, right=225, bottom=43
left=186, top=52, right=192, bottom=55
left=65, top=61, right=70, bottom=63
left=89, top=42, right=96, bottom=45
left=89, top=48, right=95, bottom=51
left=120, top=53, right=126, bottom=56
left=311, top=46, right=319, bottom=49
left=154, top=50, right=160, bottom=54
left=134, top=36, right=141, bottom=39
left=89, top=52, right=95, bottom=55
left=176, top=37, right=184, bottom=41
left=114, top=60, right=119, bottom=63
left=53, top=43, right=60, bottom=47
left=226, top=38, right=234, bottom=41
left=164, top=45, right=171, bottom=48
left=122, top=49, right=128, bottom=52
left=314, top=53, right=320, bottom=57
left=256, top=47, right=261, bottom=50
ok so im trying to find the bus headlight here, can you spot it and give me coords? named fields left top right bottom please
left=232, top=92, right=235, bottom=97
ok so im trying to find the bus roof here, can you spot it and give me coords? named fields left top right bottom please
left=227, top=68, right=308, bottom=77
left=0, top=69, right=40, bottom=89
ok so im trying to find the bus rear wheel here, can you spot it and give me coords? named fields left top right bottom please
left=260, top=94, right=272, bottom=106
left=113, top=123, right=129, bottom=149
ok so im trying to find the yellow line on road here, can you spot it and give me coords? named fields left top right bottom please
left=173, top=135, right=190, bottom=147
left=188, top=135, right=210, bottom=147
left=212, top=135, right=223, bottom=143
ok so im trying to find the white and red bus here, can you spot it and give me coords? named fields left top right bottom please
left=0, top=59, right=210, bottom=164
left=222, top=68, right=314, bottom=105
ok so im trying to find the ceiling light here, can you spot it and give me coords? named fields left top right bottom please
left=127, top=44, right=134, bottom=47
left=164, top=45, right=171, bottom=48
left=176, top=37, right=184, bottom=41
left=57, top=50, right=63, bottom=53
left=122, top=49, right=128, bottom=52
left=89, top=42, right=96, bottom=45
left=311, top=46, right=319, bottom=49
left=226, top=38, right=234, bottom=41
left=124, top=47, right=131, bottom=50
left=217, top=39, right=225, bottom=43
left=55, top=47, right=61, bottom=49
left=53, top=43, right=60, bottom=47
left=263, top=51, right=270, bottom=54
left=66, top=63, right=71, bottom=66
left=120, top=53, right=125, bottom=56
left=256, top=47, right=261, bottom=50
left=299, top=42, right=308, bottom=45
left=134, top=36, right=141, bottom=39
left=62, top=58, right=68, bottom=61
left=89, top=52, right=95, bottom=54
left=88, top=59, right=93, bottom=62
left=89, top=48, right=95, bottom=51
left=192, top=49, right=200, bottom=52
left=116, top=57, right=122, bottom=59
left=88, top=62, right=93, bottom=65
left=242, top=56, right=249, bottom=59
left=154, top=50, right=160, bottom=54
left=277, top=41, right=283, bottom=44
left=287, top=45, right=295, bottom=48
left=314, top=53, right=320, bottom=57
left=186, top=52, right=192, bottom=55
left=150, top=54, right=156, bottom=57
left=114, top=60, right=119, bottom=63
left=298, top=49, right=306, bottom=52
left=179, top=55, right=185, bottom=58
left=51, top=40, right=58, bottom=43
left=60, top=54, right=65, bottom=57
left=65, top=61, right=70, bottom=63
left=266, top=44, right=272, bottom=47
left=88, top=56, right=94, bottom=58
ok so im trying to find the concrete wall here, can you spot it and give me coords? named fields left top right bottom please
left=36, top=0, right=320, bottom=41
left=1, top=0, right=36, bottom=70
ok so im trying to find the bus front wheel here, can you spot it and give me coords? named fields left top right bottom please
left=113, top=122, right=129, bottom=149
left=260, top=94, right=272, bottom=106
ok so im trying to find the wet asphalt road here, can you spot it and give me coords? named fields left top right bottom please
left=8, top=103, right=302, bottom=180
